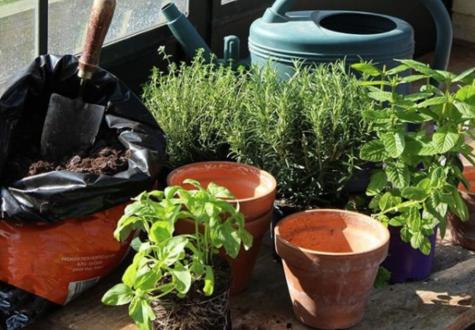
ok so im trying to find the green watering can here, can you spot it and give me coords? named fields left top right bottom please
left=249, top=0, right=453, bottom=78
left=162, top=1, right=452, bottom=77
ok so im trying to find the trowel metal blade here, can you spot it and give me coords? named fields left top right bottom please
left=41, top=93, right=105, bottom=160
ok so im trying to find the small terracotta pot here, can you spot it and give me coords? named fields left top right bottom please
left=175, top=210, right=272, bottom=295
left=167, top=161, right=276, bottom=222
left=275, top=209, right=389, bottom=329
left=449, top=166, right=475, bottom=250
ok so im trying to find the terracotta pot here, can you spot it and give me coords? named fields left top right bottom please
left=275, top=209, right=389, bottom=329
left=449, top=166, right=475, bottom=250
left=167, top=161, right=276, bottom=222
left=175, top=210, right=272, bottom=295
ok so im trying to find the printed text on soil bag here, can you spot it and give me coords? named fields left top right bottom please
left=61, top=254, right=117, bottom=273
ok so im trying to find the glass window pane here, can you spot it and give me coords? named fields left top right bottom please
left=0, top=0, right=36, bottom=91
left=48, top=0, right=189, bottom=55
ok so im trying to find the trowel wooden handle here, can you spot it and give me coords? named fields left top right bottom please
left=78, top=0, right=116, bottom=80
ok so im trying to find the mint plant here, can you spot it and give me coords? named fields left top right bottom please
left=352, top=60, right=475, bottom=255
left=101, top=180, right=252, bottom=330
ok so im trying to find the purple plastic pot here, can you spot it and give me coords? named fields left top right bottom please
left=383, top=226, right=436, bottom=283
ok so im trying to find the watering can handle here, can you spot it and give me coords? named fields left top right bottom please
left=263, top=0, right=452, bottom=70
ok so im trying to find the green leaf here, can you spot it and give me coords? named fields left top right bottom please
left=404, top=92, right=433, bottom=102
left=401, top=187, right=429, bottom=201
left=453, top=101, right=475, bottom=119
left=114, top=215, right=142, bottom=241
left=456, top=85, right=475, bottom=105
left=240, top=227, right=254, bottom=251
left=130, top=237, right=143, bottom=252
left=351, top=63, right=381, bottom=76
left=395, top=109, right=429, bottom=123
left=386, top=163, right=410, bottom=188
left=396, top=59, right=444, bottom=81
left=374, top=267, right=391, bottom=288
left=386, top=64, right=409, bottom=75
left=183, top=179, right=204, bottom=190
left=378, top=192, right=401, bottom=212
left=135, top=269, right=160, bottom=291
left=454, top=67, right=475, bottom=83
left=207, top=182, right=234, bottom=199
left=410, top=232, right=424, bottom=250
left=450, top=189, right=469, bottom=222
left=419, top=238, right=433, bottom=255
left=400, top=75, right=426, bottom=84
left=389, top=216, right=405, bottom=227
left=362, top=109, right=393, bottom=124
left=381, top=131, right=405, bottom=158
left=416, top=178, right=432, bottom=192
left=367, top=170, right=388, bottom=196
left=418, top=142, right=439, bottom=156
left=406, top=207, right=422, bottom=231
left=368, top=90, right=393, bottom=103
left=162, top=236, right=189, bottom=266
left=203, top=265, right=215, bottom=296
left=360, top=140, right=388, bottom=161
left=102, top=284, right=133, bottom=306
left=122, top=263, right=138, bottom=288
left=221, top=221, right=242, bottom=258
left=400, top=226, right=411, bottom=243
left=358, top=80, right=391, bottom=87
left=369, top=195, right=381, bottom=211
left=129, top=296, right=155, bottom=328
left=432, top=127, right=460, bottom=154
left=416, top=96, right=448, bottom=108
left=150, top=221, right=173, bottom=243
left=171, top=264, right=192, bottom=294
left=430, top=167, right=446, bottom=187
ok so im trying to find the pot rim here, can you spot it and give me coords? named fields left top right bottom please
left=167, top=161, right=277, bottom=204
left=275, top=209, right=390, bottom=257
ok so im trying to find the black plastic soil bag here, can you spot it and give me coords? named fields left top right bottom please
left=0, top=54, right=166, bottom=222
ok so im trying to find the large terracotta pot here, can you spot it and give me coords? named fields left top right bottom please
left=449, top=166, right=475, bottom=250
left=175, top=210, right=272, bottom=295
left=275, top=209, right=389, bottom=329
left=167, top=161, right=276, bottom=222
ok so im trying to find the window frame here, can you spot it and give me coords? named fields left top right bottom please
left=34, top=0, right=210, bottom=67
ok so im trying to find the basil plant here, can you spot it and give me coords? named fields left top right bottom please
left=352, top=60, right=475, bottom=255
left=101, top=180, right=252, bottom=330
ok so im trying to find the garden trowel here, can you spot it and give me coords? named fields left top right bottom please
left=41, top=0, right=116, bottom=160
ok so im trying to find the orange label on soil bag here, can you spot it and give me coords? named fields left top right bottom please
left=0, top=204, right=129, bottom=305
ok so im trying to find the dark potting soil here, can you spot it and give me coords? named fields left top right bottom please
left=2, top=129, right=131, bottom=185
left=151, top=259, right=231, bottom=330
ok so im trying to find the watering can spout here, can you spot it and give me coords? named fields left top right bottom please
left=161, top=3, right=212, bottom=61
left=262, top=0, right=295, bottom=23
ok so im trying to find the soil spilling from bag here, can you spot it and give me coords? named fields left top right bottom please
left=2, top=128, right=130, bottom=185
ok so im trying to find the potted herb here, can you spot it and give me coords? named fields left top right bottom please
left=229, top=61, right=374, bottom=211
left=101, top=180, right=252, bottom=330
left=352, top=60, right=475, bottom=282
left=145, top=54, right=374, bottom=210
left=143, top=50, right=238, bottom=168
left=167, top=161, right=276, bottom=294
